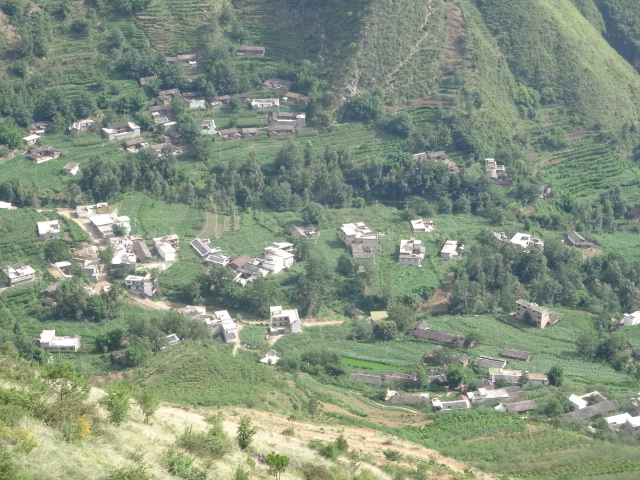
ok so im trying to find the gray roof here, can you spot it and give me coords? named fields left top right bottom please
left=562, top=400, right=621, bottom=420
left=412, top=323, right=468, bottom=348
left=349, top=371, right=382, bottom=386
left=501, top=348, right=531, bottom=361
left=474, top=356, right=507, bottom=369
left=505, top=400, right=537, bottom=413
left=133, top=240, right=153, bottom=261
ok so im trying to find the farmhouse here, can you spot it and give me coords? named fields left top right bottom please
left=166, top=53, right=198, bottom=68
left=179, top=305, right=207, bottom=322
left=500, top=348, right=531, bottom=362
left=432, top=397, right=471, bottom=411
left=211, top=310, right=237, bottom=344
left=251, top=98, right=280, bottom=110
left=27, top=121, right=52, bottom=135
left=201, top=120, right=216, bottom=135
left=69, top=119, right=96, bottom=134
left=267, top=125, right=295, bottom=138
left=261, top=78, right=293, bottom=94
left=242, top=128, right=258, bottom=138
left=45, top=261, right=71, bottom=280
left=349, top=371, right=383, bottom=387
left=485, top=158, right=507, bottom=184
left=474, top=356, right=507, bottom=369
left=260, top=349, right=280, bottom=365
left=23, top=134, right=41, bottom=146
left=76, top=202, right=109, bottom=218
left=623, top=311, right=640, bottom=327
left=347, top=306, right=366, bottom=319
left=5, top=263, right=36, bottom=285
left=385, top=390, right=430, bottom=406
left=24, top=145, right=60, bottom=163
left=268, top=111, right=306, bottom=127
left=398, top=238, right=425, bottom=266
left=138, top=75, right=158, bottom=86
left=219, top=128, right=241, bottom=141
left=565, top=230, right=595, bottom=249
left=132, top=240, right=154, bottom=264
left=269, top=306, right=301, bottom=335
left=413, top=151, right=461, bottom=174
left=515, top=299, right=557, bottom=328
left=489, top=368, right=523, bottom=385
left=38, top=330, right=81, bottom=352
left=383, top=371, right=418, bottom=387
left=510, top=232, right=544, bottom=249
left=411, top=219, right=436, bottom=234
left=289, top=224, right=317, bottom=240
left=62, top=163, right=80, bottom=176
left=563, top=399, right=621, bottom=420
left=281, top=92, right=309, bottom=107
left=522, top=372, right=549, bottom=387
left=89, top=213, right=131, bottom=238
left=124, top=137, right=149, bottom=153
left=341, top=222, right=379, bottom=251
left=154, top=239, right=176, bottom=262
left=125, top=273, right=156, bottom=297
left=497, top=400, right=537, bottom=414
left=0, top=202, right=11, bottom=209
left=181, top=92, right=206, bottom=109
left=440, top=240, right=464, bottom=261
left=236, top=45, right=265, bottom=57
left=467, top=387, right=510, bottom=405
left=101, top=122, right=141, bottom=141
left=412, top=321, right=470, bottom=348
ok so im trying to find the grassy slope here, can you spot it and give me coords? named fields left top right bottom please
left=475, top=0, right=640, bottom=133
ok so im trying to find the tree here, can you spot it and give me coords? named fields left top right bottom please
left=44, top=239, right=73, bottom=263
left=445, top=365, right=464, bottom=388
left=137, top=388, right=160, bottom=424
left=373, top=320, right=397, bottom=341
left=547, top=365, right=564, bottom=387
left=99, top=244, right=115, bottom=264
left=386, top=304, right=414, bottom=332
left=543, top=397, right=564, bottom=417
left=266, top=452, right=290, bottom=480
left=41, top=362, right=90, bottom=402
left=236, top=415, right=258, bottom=449
left=100, top=384, right=132, bottom=425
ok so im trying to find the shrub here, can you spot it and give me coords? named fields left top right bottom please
left=177, top=414, right=232, bottom=460
left=166, top=451, right=207, bottom=480
left=383, top=449, right=403, bottom=461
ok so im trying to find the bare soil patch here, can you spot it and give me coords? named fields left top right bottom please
left=419, top=288, right=451, bottom=313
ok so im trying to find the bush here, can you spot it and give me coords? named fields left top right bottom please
left=177, top=414, right=232, bottom=459
left=383, top=449, right=403, bottom=461
left=166, top=451, right=207, bottom=480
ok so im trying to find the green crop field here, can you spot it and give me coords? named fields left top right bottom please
left=116, top=193, right=207, bottom=239
left=404, top=410, right=640, bottom=477
left=341, top=357, right=398, bottom=371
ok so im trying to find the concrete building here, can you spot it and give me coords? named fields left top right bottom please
left=515, top=299, right=554, bottom=328
left=510, top=232, right=544, bottom=249
left=125, top=274, right=156, bottom=297
left=398, top=238, right=425, bottom=266
left=340, top=223, right=379, bottom=252
left=5, top=263, right=36, bottom=286
left=440, top=240, right=464, bottom=261
left=269, top=306, right=301, bottom=335
left=38, top=330, right=81, bottom=352
left=37, top=220, right=61, bottom=239
left=623, top=311, right=640, bottom=327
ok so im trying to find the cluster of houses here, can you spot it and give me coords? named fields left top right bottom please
left=75, top=203, right=131, bottom=239
left=108, top=233, right=180, bottom=269
left=190, top=238, right=296, bottom=286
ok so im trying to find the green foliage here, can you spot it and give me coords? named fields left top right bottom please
left=177, top=414, right=232, bottom=460
left=100, top=384, right=132, bottom=425
left=104, top=466, right=153, bottom=480
left=373, top=320, right=397, bottom=341
left=41, top=362, right=90, bottom=402
left=236, top=415, right=257, bottom=449
left=137, top=388, right=160, bottom=424
left=445, top=365, right=464, bottom=388
left=382, top=449, right=403, bottom=462
left=165, top=451, right=206, bottom=480
left=266, top=452, right=290, bottom=480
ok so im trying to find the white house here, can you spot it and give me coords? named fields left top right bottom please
left=5, top=263, right=36, bottom=285
left=37, top=220, right=61, bottom=239
left=411, top=219, right=436, bottom=234
left=23, top=134, right=41, bottom=146
left=38, top=330, right=81, bottom=352
left=269, top=306, right=300, bottom=334
left=213, top=310, right=237, bottom=344
left=398, top=238, right=426, bottom=266
left=260, top=349, right=280, bottom=364
left=62, top=163, right=81, bottom=176
left=201, top=120, right=216, bottom=135
left=510, top=232, right=544, bottom=249
left=623, top=311, right=640, bottom=327
left=154, top=239, right=176, bottom=262
left=440, top=240, right=464, bottom=261
left=0, top=201, right=11, bottom=209
left=125, top=274, right=156, bottom=297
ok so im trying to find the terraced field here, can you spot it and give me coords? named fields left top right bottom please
left=539, top=143, right=640, bottom=202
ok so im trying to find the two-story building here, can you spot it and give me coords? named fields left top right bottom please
left=269, top=306, right=301, bottom=335
left=398, top=238, right=425, bottom=266
left=125, top=274, right=156, bottom=297
left=515, top=299, right=554, bottom=328
left=5, top=263, right=36, bottom=286
left=37, top=220, right=61, bottom=239
left=101, top=122, right=141, bottom=141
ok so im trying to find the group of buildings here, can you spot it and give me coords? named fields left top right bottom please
left=190, top=238, right=296, bottom=286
